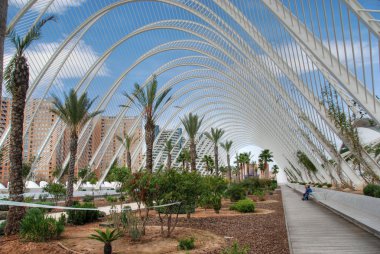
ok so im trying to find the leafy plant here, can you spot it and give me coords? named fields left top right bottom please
left=297, top=151, right=317, bottom=173
left=363, top=184, right=380, bottom=198
left=230, top=199, right=255, bottom=213
left=178, top=236, right=195, bottom=250
left=83, top=195, right=94, bottom=203
left=43, top=182, right=66, bottom=205
left=253, top=190, right=265, bottom=201
left=106, top=196, right=118, bottom=203
left=0, top=221, right=5, bottom=236
left=67, top=202, right=99, bottom=225
left=225, top=183, right=246, bottom=202
left=20, top=208, right=65, bottom=242
left=89, top=228, right=123, bottom=254
left=220, top=241, right=250, bottom=254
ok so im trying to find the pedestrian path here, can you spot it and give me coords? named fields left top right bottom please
left=281, top=185, right=380, bottom=254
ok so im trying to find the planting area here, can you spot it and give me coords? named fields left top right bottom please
left=0, top=189, right=288, bottom=254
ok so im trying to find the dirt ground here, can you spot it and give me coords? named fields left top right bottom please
left=0, top=190, right=288, bottom=254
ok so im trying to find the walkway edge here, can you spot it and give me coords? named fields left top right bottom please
left=280, top=186, right=293, bottom=254
left=287, top=184, right=380, bottom=240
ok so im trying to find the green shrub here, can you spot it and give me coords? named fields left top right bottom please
left=178, top=237, right=195, bottom=250
left=253, top=190, right=265, bottom=201
left=0, top=221, right=5, bottom=236
left=106, top=196, right=118, bottom=203
left=220, top=241, right=250, bottom=254
left=38, top=194, right=48, bottom=202
left=24, top=196, right=34, bottom=203
left=374, top=188, right=380, bottom=198
left=83, top=195, right=94, bottom=203
left=363, top=184, right=380, bottom=198
left=0, top=211, right=7, bottom=220
left=327, top=184, right=332, bottom=188
left=33, top=201, right=55, bottom=212
left=43, top=183, right=66, bottom=204
left=20, top=208, right=65, bottom=242
left=67, top=202, right=99, bottom=225
left=230, top=199, right=255, bottom=213
left=225, top=183, right=246, bottom=202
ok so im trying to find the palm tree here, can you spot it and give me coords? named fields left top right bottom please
left=205, top=128, right=225, bottom=175
left=259, top=149, right=273, bottom=179
left=116, top=132, right=136, bottom=170
left=0, top=0, right=8, bottom=107
left=89, top=228, right=123, bottom=254
left=181, top=113, right=204, bottom=171
left=4, top=15, right=55, bottom=235
left=177, top=150, right=187, bottom=169
left=123, top=76, right=171, bottom=173
left=272, top=164, right=279, bottom=179
left=164, top=139, right=173, bottom=169
left=201, top=155, right=214, bottom=174
left=258, top=159, right=265, bottom=177
left=51, top=89, right=102, bottom=206
left=221, top=140, right=233, bottom=182
left=234, top=153, right=241, bottom=182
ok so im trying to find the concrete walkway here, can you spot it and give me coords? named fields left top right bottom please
left=281, top=186, right=380, bottom=254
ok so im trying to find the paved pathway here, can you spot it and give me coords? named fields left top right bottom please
left=281, top=186, right=380, bottom=254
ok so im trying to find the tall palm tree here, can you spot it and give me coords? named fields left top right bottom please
left=123, top=76, right=171, bottom=173
left=4, top=16, right=55, bottom=235
left=164, top=139, right=173, bottom=169
left=205, top=128, right=224, bottom=175
left=0, top=0, right=8, bottom=107
left=259, top=149, right=273, bottom=178
left=116, top=132, right=136, bottom=170
left=181, top=113, right=204, bottom=171
left=51, top=89, right=102, bottom=206
left=272, top=164, right=279, bottom=179
left=201, top=155, right=214, bottom=174
left=234, top=153, right=240, bottom=182
left=221, top=140, right=233, bottom=182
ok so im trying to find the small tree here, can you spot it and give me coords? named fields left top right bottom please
left=43, top=183, right=66, bottom=205
left=272, top=165, right=279, bottom=179
left=116, top=132, right=136, bottom=170
left=89, top=228, right=123, bottom=254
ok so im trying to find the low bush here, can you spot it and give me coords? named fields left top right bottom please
left=33, top=201, right=55, bottom=212
left=0, top=221, right=5, bottom=236
left=253, top=190, right=265, bottom=201
left=178, top=237, right=195, bottom=250
left=83, top=195, right=94, bottom=203
left=0, top=211, right=7, bottom=220
left=38, top=194, right=48, bottom=202
left=106, top=196, right=118, bottom=203
left=24, top=196, right=34, bottom=203
left=67, top=202, right=99, bottom=225
left=363, top=184, right=380, bottom=198
left=20, top=208, right=65, bottom=242
left=230, top=199, right=255, bottom=213
left=220, top=241, right=250, bottom=254
left=225, top=183, right=246, bottom=202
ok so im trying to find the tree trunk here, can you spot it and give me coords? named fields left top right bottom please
left=5, top=55, right=28, bottom=235
left=166, top=152, right=171, bottom=170
left=145, top=120, right=154, bottom=173
left=0, top=0, right=8, bottom=107
left=126, top=150, right=131, bottom=169
left=104, top=243, right=112, bottom=254
left=227, top=154, right=231, bottom=182
left=66, top=130, right=78, bottom=207
left=214, top=145, right=219, bottom=176
left=190, top=138, right=196, bottom=171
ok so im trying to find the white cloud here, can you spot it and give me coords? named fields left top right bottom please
left=9, top=0, right=86, bottom=14
left=3, top=39, right=110, bottom=95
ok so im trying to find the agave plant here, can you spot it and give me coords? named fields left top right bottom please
left=89, top=228, right=123, bottom=254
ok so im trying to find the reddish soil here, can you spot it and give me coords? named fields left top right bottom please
left=0, top=189, right=289, bottom=254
